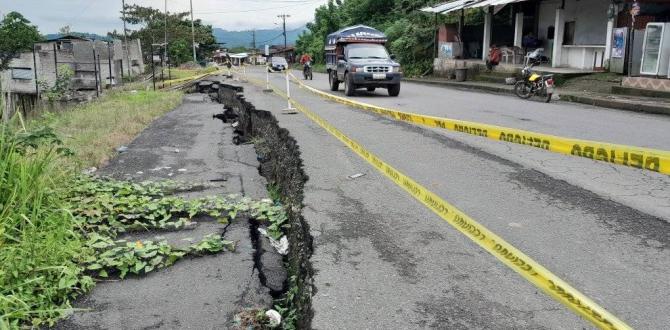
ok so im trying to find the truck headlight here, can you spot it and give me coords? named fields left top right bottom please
left=392, top=66, right=402, bottom=73
left=354, top=66, right=365, bottom=73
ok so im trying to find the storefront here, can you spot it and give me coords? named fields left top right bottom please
left=424, top=0, right=615, bottom=71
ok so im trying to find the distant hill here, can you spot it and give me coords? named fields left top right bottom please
left=213, top=26, right=306, bottom=48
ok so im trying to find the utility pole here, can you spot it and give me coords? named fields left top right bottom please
left=277, top=14, right=290, bottom=49
left=122, top=0, right=131, bottom=78
left=164, top=0, right=168, bottom=73
left=252, top=29, right=256, bottom=51
left=190, top=0, right=197, bottom=62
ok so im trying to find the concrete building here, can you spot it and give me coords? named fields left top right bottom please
left=1, top=35, right=144, bottom=120
left=424, top=0, right=670, bottom=77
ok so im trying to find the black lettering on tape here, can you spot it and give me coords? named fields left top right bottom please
left=583, top=146, right=594, bottom=159
left=596, top=148, right=609, bottom=161
left=630, top=153, right=643, bottom=169
left=645, top=157, right=660, bottom=172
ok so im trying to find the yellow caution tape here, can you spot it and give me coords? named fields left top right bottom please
left=249, top=75, right=633, bottom=330
left=160, top=68, right=222, bottom=88
left=288, top=73, right=670, bottom=175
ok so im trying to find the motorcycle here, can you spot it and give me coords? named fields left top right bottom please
left=303, top=61, right=313, bottom=80
left=514, top=50, right=554, bottom=103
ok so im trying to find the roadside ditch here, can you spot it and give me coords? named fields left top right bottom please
left=211, top=82, right=315, bottom=329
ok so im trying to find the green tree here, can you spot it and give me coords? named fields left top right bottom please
left=0, top=11, right=42, bottom=120
left=295, top=0, right=440, bottom=75
left=0, top=12, right=41, bottom=70
left=110, top=4, right=217, bottom=66
left=169, top=40, right=191, bottom=66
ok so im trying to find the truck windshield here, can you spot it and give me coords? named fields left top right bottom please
left=346, top=44, right=389, bottom=59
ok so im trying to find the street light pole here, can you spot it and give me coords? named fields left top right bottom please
left=190, top=0, right=197, bottom=63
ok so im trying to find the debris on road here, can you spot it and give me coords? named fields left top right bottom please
left=265, top=309, right=282, bottom=327
left=258, top=228, right=289, bottom=255
left=348, top=172, right=366, bottom=179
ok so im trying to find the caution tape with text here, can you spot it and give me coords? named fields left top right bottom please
left=247, top=73, right=633, bottom=330
left=288, top=72, right=670, bottom=175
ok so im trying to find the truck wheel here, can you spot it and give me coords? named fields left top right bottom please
left=367, top=87, right=376, bottom=92
left=329, top=71, right=340, bottom=91
left=388, top=84, right=400, bottom=97
left=344, top=73, right=355, bottom=96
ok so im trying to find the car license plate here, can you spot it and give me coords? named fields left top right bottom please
left=372, top=73, right=386, bottom=80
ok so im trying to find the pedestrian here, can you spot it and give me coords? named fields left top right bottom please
left=486, top=44, right=502, bottom=71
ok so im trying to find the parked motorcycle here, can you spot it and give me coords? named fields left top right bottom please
left=303, top=61, right=313, bottom=80
left=514, top=49, right=554, bottom=103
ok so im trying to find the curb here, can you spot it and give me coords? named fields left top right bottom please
left=559, top=94, right=670, bottom=116
left=405, top=78, right=670, bottom=116
left=404, top=78, right=512, bottom=94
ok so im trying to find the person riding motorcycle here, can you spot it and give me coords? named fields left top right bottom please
left=300, top=53, right=313, bottom=75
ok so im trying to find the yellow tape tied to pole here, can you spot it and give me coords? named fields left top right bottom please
left=250, top=76, right=633, bottom=330
left=289, top=73, right=670, bottom=175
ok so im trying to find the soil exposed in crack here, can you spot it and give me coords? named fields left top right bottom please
left=214, top=83, right=315, bottom=329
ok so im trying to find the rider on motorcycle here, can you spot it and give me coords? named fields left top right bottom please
left=300, top=53, right=313, bottom=75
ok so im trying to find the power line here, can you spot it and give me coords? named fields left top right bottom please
left=195, top=0, right=323, bottom=15
left=277, top=14, right=290, bottom=49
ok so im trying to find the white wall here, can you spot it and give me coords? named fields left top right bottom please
left=538, top=0, right=609, bottom=46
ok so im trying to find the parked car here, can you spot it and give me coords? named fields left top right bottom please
left=269, top=56, right=288, bottom=72
left=325, top=25, right=402, bottom=97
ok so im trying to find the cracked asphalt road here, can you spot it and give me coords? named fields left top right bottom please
left=241, top=68, right=669, bottom=329
left=57, top=94, right=272, bottom=329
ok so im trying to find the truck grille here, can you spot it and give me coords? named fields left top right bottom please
left=365, top=66, right=391, bottom=73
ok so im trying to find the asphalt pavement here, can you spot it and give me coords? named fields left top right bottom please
left=241, top=67, right=670, bottom=329
left=57, top=94, right=273, bottom=329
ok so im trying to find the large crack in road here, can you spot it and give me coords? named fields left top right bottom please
left=233, top=68, right=670, bottom=329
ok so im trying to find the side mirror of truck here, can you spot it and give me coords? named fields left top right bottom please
left=337, top=55, right=346, bottom=61
left=390, top=54, right=397, bottom=60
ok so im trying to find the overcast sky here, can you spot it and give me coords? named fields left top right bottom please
left=0, top=0, right=326, bottom=34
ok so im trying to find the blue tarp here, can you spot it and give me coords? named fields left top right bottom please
left=325, top=25, right=387, bottom=50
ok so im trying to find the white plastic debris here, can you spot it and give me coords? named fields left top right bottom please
left=82, top=167, right=97, bottom=175
left=348, top=173, right=365, bottom=179
left=265, top=309, right=282, bottom=327
left=257, top=228, right=289, bottom=255
left=136, top=171, right=144, bottom=175
left=174, top=148, right=180, bottom=153
left=117, top=146, right=128, bottom=153
left=232, top=121, right=239, bottom=128
left=177, top=168, right=187, bottom=172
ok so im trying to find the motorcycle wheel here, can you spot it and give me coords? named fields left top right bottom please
left=514, top=81, right=532, bottom=99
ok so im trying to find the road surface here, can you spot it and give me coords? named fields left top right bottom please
left=238, top=67, right=669, bottom=329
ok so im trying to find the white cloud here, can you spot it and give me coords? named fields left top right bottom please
left=0, top=0, right=325, bottom=34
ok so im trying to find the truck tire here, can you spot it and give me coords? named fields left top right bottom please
left=367, top=87, right=376, bottom=92
left=388, top=83, right=400, bottom=97
left=329, top=71, right=340, bottom=91
left=344, top=73, right=355, bottom=96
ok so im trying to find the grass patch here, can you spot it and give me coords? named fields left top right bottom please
left=1, top=86, right=183, bottom=327
left=0, top=126, right=93, bottom=328
left=33, top=89, right=182, bottom=169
